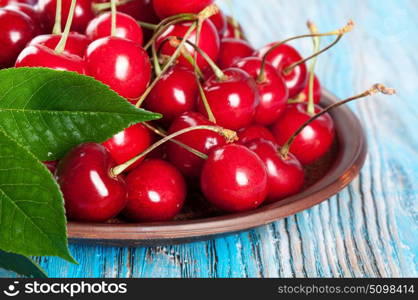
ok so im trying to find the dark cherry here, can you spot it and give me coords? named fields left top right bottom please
left=297, top=74, right=321, bottom=104
left=85, top=36, right=151, bottom=102
left=237, top=124, right=276, bottom=145
left=166, top=112, right=226, bottom=178
left=102, top=123, right=152, bottom=172
left=152, top=0, right=213, bottom=19
left=156, top=19, right=220, bottom=71
left=218, top=38, right=254, bottom=69
left=43, top=160, right=58, bottom=174
left=93, top=0, right=159, bottom=24
left=37, top=0, right=95, bottom=33
left=56, top=143, right=127, bottom=222
left=222, top=16, right=245, bottom=40
left=124, top=159, right=186, bottom=222
left=209, top=5, right=226, bottom=36
left=255, top=43, right=308, bottom=98
left=272, top=103, right=335, bottom=165
left=246, top=139, right=304, bottom=203
left=29, top=32, right=91, bottom=57
left=145, top=65, right=197, bottom=125
left=197, top=68, right=259, bottom=130
left=86, top=12, right=143, bottom=45
left=0, top=8, right=35, bottom=68
left=15, top=44, right=85, bottom=74
left=200, top=144, right=268, bottom=212
left=234, top=57, right=288, bottom=125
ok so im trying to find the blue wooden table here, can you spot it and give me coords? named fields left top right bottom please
left=2, top=0, right=418, bottom=278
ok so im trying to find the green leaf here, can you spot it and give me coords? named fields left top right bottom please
left=0, top=250, right=47, bottom=278
left=0, top=129, right=74, bottom=263
left=0, top=67, right=161, bottom=161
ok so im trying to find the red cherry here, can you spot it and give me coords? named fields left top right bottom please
left=201, top=144, right=268, bottom=212
left=0, top=8, right=35, bottom=68
left=197, top=68, right=259, bottom=130
left=272, top=103, right=335, bottom=165
left=56, top=143, right=127, bottom=222
left=86, top=12, right=143, bottom=45
left=218, top=38, right=254, bottom=69
left=246, top=139, right=304, bottom=203
left=255, top=43, right=308, bottom=98
left=156, top=19, right=220, bottom=71
left=222, top=16, right=245, bottom=40
left=0, top=0, right=34, bottom=5
left=297, top=74, right=321, bottom=104
left=145, top=66, right=197, bottom=125
left=102, top=123, right=152, bottom=172
left=85, top=36, right=151, bottom=101
left=94, top=0, right=159, bottom=24
left=37, top=0, right=95, bottom=33
left=166, top=112, right=226, bottom=178
left=124, top=159, right=186, bottom=222
left=43, top=160, right=58, bottom=174
left=29, top=32, right=91, bottom=57
left=234, top=57, right=288, bottom=125
left=237, top=124, right=276, bottom=145
left=152, top=0, right=213, bottom=19
left=4, top=3, right=42, bottom=33
left=15, top=44, right=85, bottom=74
left=209, top=6, right=226, bottom=36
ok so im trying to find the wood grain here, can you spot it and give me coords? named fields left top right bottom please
left=1, top=0, right=417, bottom=278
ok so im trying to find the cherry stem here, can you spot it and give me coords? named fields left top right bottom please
left=54, top=0, right=76, bottom=54
left=52, top=0, right=62, bottom=35
left=92, top=0, right=133, bottom=13
left=307, top=21, right=320, bottom=116
left=257, top=20, right=354, bottom=83
left=279, top=84, right=396, bottom=159
left=110, top=0, right=117, bottom=37
left=197, top=77, right=217, bottom=123
left=143, top=123, right=208, bottom=160
left=151, top=41, right=162, bottom=76
left=135, top=22, right=198, bottom=108
left=225, top=0, right=241, bottom=39
left=111, top=125, right=238, bottom=176
left=137, top=21, right=158, bottom=30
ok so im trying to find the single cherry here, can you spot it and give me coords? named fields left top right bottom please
left=218, top=38, right=254, bottom=69
left=201, top=144, right=268, bottom=212
left=156, top=19, right=220, bottom=71
left=208, top=5, right=226, bottom=36
left=85, top=36, right=151, bottom=102
left=123, top=159, right=186, bottom=222
left=102, top=123, right=152, bottom=172
left=234, top=57, right=288, bottom=125
left=296, top=74, right=321, bottom=104
left=56, top=143, right=127, bottom=222
left=222, top=16, right=245, bottom=40
left=255, top=43, right=308, bottom=98
left=237, top=124, right=276, bottom=145
left=246, top=139, right=304, bottom=203
left=145, top=66, right=197, bottom=125
left=152, top=0, right=213, bottom=19
left=272, top=103, right=335, bottom=165
left=4, top=3, right=42, bottom=33
left=37, top=0, right=95, bottom=33
left=166, top=112, right=226, bottom=178
left=0, top=8, right=36, bottom=68
left=197, top=68, right=259, bottom=130
left=29, top=32, right=91, bottom=57
left=86, top=11, right=143, bottom=44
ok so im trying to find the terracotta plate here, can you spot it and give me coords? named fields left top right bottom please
left=68, top=90, right=367, bottom=246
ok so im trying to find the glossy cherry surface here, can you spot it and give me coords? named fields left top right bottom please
left=37, top=0, right=95, bottom=33
left=200, top=144, right=268, bottom=212
left=94, top=0, right=159, bottom=23
left=29, top=32, right=91, bottom=57
left=235, top=57, right=288, bottom=125
left=103, top=123, right=152, bottom=172
left=272, top=103, right=335, bottom=165
left=197, top=68, right=259, bottom=130
left=15, top=44, right=85, bottom=74
left=152, top=0, right=213, bottom=19
left=0, top=0, right=34, bottom=5
left=0, top=8, right=35, bottom=68
left=209, top=5, right=226, bottom=36
left=4, top=3, right=41, bottom=33
left=86, top=12, right=143, bottom=45
left=237, top=124, right=276, bottom=145
left=145, top=66, right=197, bottom=125
left=56, top=143, right=127, bottom=222
left=124, top=159, right=186, bottom=222
left=156, top=19, right=220, bottom=71
left=255, top=43, right=308, bottom=98
left=246, top=139, right=304, bottom=203
left=297, top=74, right=321, bottom=104
left=218, top=38, right=254, bottom=69
left=85, top=36, right=151, bottom=101
left=167, top=112, right=226, bottom=178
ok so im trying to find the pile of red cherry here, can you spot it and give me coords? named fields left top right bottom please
left=0, top=0, right=362, bottom=223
